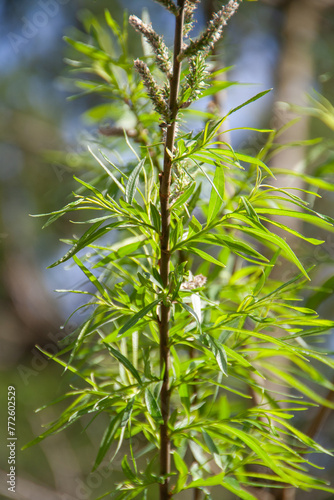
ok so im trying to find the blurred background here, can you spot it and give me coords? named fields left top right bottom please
left=1, top=0, right=334, bottom=498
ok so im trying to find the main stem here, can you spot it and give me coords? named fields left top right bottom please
left=159, top=2, right=185, bottom=499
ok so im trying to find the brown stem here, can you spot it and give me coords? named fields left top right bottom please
left=193, top=487, right=202, bottom=500
left=307, top=388, right=334, bottom=439
left=159, top=2, right=185, bottom=500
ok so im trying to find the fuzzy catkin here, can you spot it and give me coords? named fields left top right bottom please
left=134, top=59, right=170, bottom=119
left=179, top=0, right=241, bottom=60
left=129, top=15, right=172, bottom=76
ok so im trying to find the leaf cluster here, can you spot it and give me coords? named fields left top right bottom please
left=29, top=4, right=334, bottom=500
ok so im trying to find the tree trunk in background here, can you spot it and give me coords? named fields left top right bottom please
left=270, top=0, right=332, bottom=246
left=264, top=3, right=334, bottom=500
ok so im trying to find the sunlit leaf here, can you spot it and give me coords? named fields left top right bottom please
left=118, top=299, right=160, bottom=335
left=207, top=163, right=225, bottom=224
left=103, top=344, right=142, bottom=386
left=126, top=159, right=145, bottom=204
left=144, top=388, right=163, bottom=422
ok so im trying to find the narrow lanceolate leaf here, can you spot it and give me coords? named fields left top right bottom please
left=206, top=336, right=228, bottom=376
left=33, top=199, right=82, bottom=228
left=186, top=472, right=226, bottom=489
left=202, top=430, right=219, bottom=455
left=93, top=238, right=147, bottom=268
left=225, top=223, right=309, bottom=279
left=122, top=455, right=137, bottom=482
left=207, top=163, right=224, bottom=224
left=109, top=399, right=135, bottom=464
left=93, top=412, right=124, bottom=470
left=64, top=36, right=111, bottom=62
left=125, top=159, right=145, bottom=204
left=73, top=255, right=108, bottom=299
left=35, top=347, right=97, bottom=388
left=103, top=344, right=142, bottom=386
left=260, top=362, right=334, bottom=409
left=225, top=89, right=272, bottom=119
left=118, top=299, right=160, bottom=336
left=214, top=424, right=296, bottom=485
left=88, top=146, right=125, bottom=193
left=68, top=318, right=93, bottom=366
left=191, top=293, right=202, bottom=324
left=144, top=388, right=163, bottom=422
left=180, top=302, right=202, bottom=333
left=173, top=451, right=189, bottom=493
left=48, top=221, right=123, bottom=268
left=190, top=233, right=268, bottom=262
left=188, top=246, right=225, bottom=267
left=150, top=202, right=161, bottom=232
left=221, top=477, right=258, bottom=500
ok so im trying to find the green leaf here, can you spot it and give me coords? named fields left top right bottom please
left=179, top=384, right=190, bottom=414
left=201, top=81, right=235, bottom=97
left=180, top=302, right=202, bottom=333
left=206, top=336, right=228, bottom=375
left=93, top=238, right=147, bottom=268
left=88, top=146, right=125, bottom=193
left=189, top=215, right=202, bottom=234
left=202, top=430, right=219, bottom=455
left=144, top=388, right=163, bottom=422
left=121, top=455, right=137, bottom=481
left=255, top=207, right=333, bottom=232
left=32, top=199, right=82, bottom=228
left=225, top=89, right=272, bottom=119
left=68, top=318, right=93, bottom=366
left=191, top=233, right=268, bottom=262
left=193, top=159, right=226, bottom=198
left=118, top=299, right=160, bottom=336
left=271, top=416, right=331, bottom=455
left=186, top=472, right=225, bottom=488
left=261, top=362, right=334, bottom=409
left=140, top=271, right=164, bottom=291
left=125, top=159, right=145, bottom=204
left=103, top=344, right=142, bottom=386
left=93, top=412, right=123, bottom=470
left=173, top=451, right=188, bottom=493
left=64, top=36, right=111, bottom=62
left=221, top=477, right=258, bottom=500
left=207, top=164, right=225, bottom=224
left=36, top=347, right=97, bottom=387
left=105, top=9, right=122, bottom=39
left=150, top=202, right=161, bottom=232
left=272, top=168, right=334, bottom=192
left=48, top=221, right=122, bottom=268
left=214, top=424, right=295, bottom=484
left=73, top=255, right=108, bottom=299
left=188, top=246, right=225, bottom=267
left=213, top=149, right=274, bottom=178
left=171, top=182, right=196, bottom=211
left=223, top=222, right=309, bottom=279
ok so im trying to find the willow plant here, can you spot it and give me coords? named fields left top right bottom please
left=27, top=1, right=334, bottom=499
